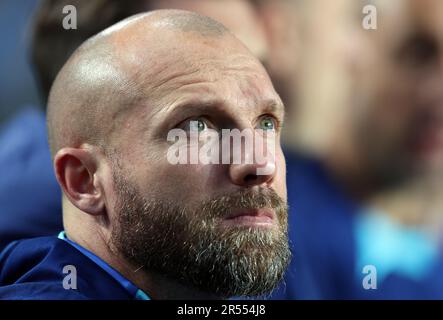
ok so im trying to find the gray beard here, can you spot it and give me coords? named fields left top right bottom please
left=110, top=172, right=291, bottom=298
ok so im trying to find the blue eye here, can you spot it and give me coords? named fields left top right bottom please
left=258, top=117, right=276, bottom=131
left=188, top=119, right=208, bottom=132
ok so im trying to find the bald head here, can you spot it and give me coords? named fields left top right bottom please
left=48, top=9, right=287, bottom=299
left=47, top=9, right=251, bottom=158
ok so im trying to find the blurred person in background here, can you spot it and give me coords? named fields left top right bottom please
left=0, top=0, right=290, bottom=251
left=342, top=0, right=443, bottom=298
left=0, top=0, right=40, bottom=125
left=254, top=0, right=299, bottom=117
left=273, top=0, right=443, bottom=299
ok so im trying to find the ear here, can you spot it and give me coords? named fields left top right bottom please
left=54, top=146, right=106, bottom=216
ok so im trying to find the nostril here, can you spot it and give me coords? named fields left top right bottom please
left=244, top=174, right=257, bottom=184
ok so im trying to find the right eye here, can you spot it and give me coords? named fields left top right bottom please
left=183, top=119, right=209, bottom=133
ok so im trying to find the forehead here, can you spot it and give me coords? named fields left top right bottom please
left=414, top=1, right=443, bottom=39
left=130, top=35, right=280, bottom=118
left=370, top=1, right=443, bottom=48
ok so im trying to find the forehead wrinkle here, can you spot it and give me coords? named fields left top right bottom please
left=149, top=67, right=203, bottom=92
left=155, top=55, right=265, bottom=98
left=154, top=58, right=279, bottom=118
left=155, top=89, right=283, bottom=129
left=124, top=52, right=278, bottom=131
left=111, top=27, right=259, bottom=104
left=120, top=62, right=225, bottom=131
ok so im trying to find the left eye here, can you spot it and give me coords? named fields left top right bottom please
left=257, top=117, right=276, bottom=131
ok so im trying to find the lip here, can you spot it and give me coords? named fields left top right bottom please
left=221, top=209, right=276, bottom=228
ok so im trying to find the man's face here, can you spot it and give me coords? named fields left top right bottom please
left=351, top=0, right=443, bottom=184
left=104, top=31, right=289, bottom=297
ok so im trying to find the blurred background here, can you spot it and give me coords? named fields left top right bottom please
left=1, top=0, right=443, bottom=299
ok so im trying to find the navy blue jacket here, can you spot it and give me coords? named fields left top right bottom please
left=0, top=236, right=134, bottom=300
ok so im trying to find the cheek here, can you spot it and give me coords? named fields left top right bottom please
left=127, top=137, right=228, bottom=202
left=274, top=148, right=287, bottom=201
left=372, top=89, right=415, bottom=139
left=137, top=160, right=221, bottom=202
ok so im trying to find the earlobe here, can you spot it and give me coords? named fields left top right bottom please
left=54, top=147, right=105, bottom=216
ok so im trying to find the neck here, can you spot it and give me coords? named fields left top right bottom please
left=130, top=271, right=221, bottom=300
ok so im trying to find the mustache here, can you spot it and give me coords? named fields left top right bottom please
left=198, top=187, right=288, bottom=220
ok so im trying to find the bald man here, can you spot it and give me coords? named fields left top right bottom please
left=0, top=10, right=289, bottom=300
left=0, top=0, right=278, bottom=252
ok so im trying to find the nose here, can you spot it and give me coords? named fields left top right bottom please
left=228, top=132, right=277, bottom=187
left=229, top=161, right=276, bottom=187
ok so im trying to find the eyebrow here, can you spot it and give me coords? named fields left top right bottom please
left=167, top=98, right=227, bottom=117
left=165, top=97, right=285, bottom=123
left=261, top=99, right=285, bottom=119
left=148, top=97, right=285, bottom=139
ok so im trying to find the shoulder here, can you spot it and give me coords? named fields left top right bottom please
left=0, top=282, right=88, bottom=300
left=0, top=236, right=132, bottom=300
